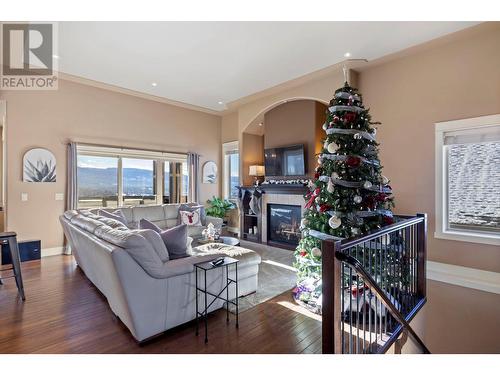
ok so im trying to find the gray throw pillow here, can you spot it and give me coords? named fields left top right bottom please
left=99, top=209, right=128, bottom=226
left=139, top=218, right=162, bottom=233
left=178, top=203, right=206, bottom=226
left=160, top=224, right=189, bottom=260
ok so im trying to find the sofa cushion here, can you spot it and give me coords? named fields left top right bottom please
left=163, top=204, right=180, bottom=220
left=179, top=209, right=202, bottom=227
left=135, top=229, right=169, bottom=262
left=99, top=209, right=128, bottom=226
left=132, top=205, right=167, bottom=229
left=159, top=224, right=189, bottom=260
left=139, top=218, right=162, bottom=232
left=178, top=203, right=206, bottom=225
left=96, top=216, right=129, bottom=230
left=71, top=215, right=106, bottom=234
left=187, top=225, right=205, bottom=239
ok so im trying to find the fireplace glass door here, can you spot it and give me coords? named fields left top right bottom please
left=267, top=204, right=302, bottom=248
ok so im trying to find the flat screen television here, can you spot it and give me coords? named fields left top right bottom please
left=264, top=144, right=306, bottom=177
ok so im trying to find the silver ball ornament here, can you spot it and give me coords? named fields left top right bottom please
left=354, top=195, right=362, bottom=204
left=327, top=142, right=338, bottom=154
left=311, top=247, right=322, bottom=257
left=328, top=216, right=342, bottom=229
left=363, top=181, right=373, bottom=189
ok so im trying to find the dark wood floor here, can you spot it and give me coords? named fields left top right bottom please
left=0, top=255, right=321, bottom=353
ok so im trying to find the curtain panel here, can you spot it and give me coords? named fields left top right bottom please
left=64, top=142, right=78, bottom=254
left=187, top=152, right=200, bottom=203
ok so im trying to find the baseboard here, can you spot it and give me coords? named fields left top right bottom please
left=427, top=261, right=500, bottom=295
left=42, top=246, right=66, bottom=257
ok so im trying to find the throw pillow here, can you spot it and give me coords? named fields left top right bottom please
left=159, top=224, right=189, bottom=260
left=139, top=218, right=162, bottom=233
left=178, top=203, right=206, bottom=225
left=99, top=209, right=128, bottom=226
left=179, top=209, right=202, bottom=227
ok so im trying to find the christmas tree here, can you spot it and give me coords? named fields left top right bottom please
left=293, top=79, right=396, bottom=312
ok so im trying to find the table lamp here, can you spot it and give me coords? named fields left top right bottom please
left=249, top=165, right=265, bottom=186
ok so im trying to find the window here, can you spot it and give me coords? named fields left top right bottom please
left=223, top=141, right=239, bottom=200
left=122, top=158, right=156, bottom=206
left=76, top=145, right=188, bottom=208
left=435, top=115, right=500, bottom=245
left=163, top=161, right=188, bottom=204
left=77, top=155, right=118, bottom=208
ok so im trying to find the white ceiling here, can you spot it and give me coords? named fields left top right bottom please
left=58, top=22, right=478, bottom=112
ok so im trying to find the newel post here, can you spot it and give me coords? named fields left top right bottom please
left=322, top=239, right=342, bottom=354
left=416, top=213, right=427, bottom=299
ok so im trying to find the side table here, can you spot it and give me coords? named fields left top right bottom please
left=195, top=256, right=239, bottom=343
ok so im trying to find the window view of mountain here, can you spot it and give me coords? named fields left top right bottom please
left=77, top=167, right=188, bottom=197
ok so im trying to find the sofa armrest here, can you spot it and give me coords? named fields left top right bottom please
left=206, top=215, right=223, bottom=228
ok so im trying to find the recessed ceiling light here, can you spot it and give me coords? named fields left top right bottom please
left=52, top=54, right=59, bottom=59
left=151, top=82, right=157, bottom=87
left=218, top=101, right=224, bottom=105
left=344, top=52, right=351, bottom=58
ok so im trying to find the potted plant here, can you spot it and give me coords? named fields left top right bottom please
left=206, top=196, right=235, bottom=222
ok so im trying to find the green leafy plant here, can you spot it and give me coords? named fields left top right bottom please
left=206, top=196, right=235, bottom=218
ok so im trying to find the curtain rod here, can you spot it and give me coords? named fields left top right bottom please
left=66, top=141, right=191, bottom=156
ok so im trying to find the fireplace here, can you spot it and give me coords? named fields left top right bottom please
left=267, top=204, right=302, bottom=249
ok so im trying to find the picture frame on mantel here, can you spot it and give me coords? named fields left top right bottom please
left=202, top=161, right=217, bottom=184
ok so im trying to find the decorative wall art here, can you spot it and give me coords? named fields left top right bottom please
left=23, top=148, right=57, bottom=182
left=202, top=161, right=217, bottom=184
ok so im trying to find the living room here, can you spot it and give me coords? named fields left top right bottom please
left=1, top=2, right=500, bottom=372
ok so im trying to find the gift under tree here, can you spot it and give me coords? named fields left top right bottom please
left=293, top=77, right=396, bottom=312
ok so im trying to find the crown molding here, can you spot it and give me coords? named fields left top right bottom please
left=58, top=72, right=222, bottom=116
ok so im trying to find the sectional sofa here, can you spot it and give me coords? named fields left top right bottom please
left=60, top=204, right=261, bottom=342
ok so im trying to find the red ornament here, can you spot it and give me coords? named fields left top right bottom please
left=300, top=251, right=307, bottom=257
left=383, top=216, right=395, bottom=225
left=343, top=112, right=357, bottom=123
left=376, top=193, right=387, bottom=202
left=346, top=156, right=361, bottom=167
left=364, top=196, right=376, bottom=210
left=319, top=204, right=330, bottom=212
left=314, top=172, right=320, bottom=179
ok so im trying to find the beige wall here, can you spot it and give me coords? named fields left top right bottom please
left=241, top=133, right=264, bottom=186
left=221, top=111, right=239, bottom=143
left=264, top=100, right=326, bottom=178
left=358, top=23, right=500, bottom=273
left=1, top=79, right=221, bottom=251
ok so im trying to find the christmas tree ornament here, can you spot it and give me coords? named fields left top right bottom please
left=353, top=195, right=362, bottom=204
left=322, top=122, right=328, bottom=131
left=381, top=175, right=389, bottom=185
left=315, top=196, right=321, bottom=204
left=328, top=216, right=342, bottom=229
left=327, top=142, right=338, bottom=154
left=363, top=180, right=373, bottom=189
left=323, top=139, right=329, bottom=149
left=351, top=228, right=360, bottom=236
left=331, top=172, right=339, bottom=179
left=311, top=247, right=322, bottom=257
left=353, top=133, right=362, bottom=140
left=327, top=178, right=335, bottom=193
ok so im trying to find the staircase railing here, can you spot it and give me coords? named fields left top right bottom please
left=319, top=213, right=428, bottom=354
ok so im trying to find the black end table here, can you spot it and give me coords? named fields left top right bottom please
left=195, top=256, right=239, bottom=343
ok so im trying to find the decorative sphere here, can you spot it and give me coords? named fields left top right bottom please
left=353, top=133, right=362, bottom=140
left=322, top=122, right=328, bottom=130
left=311, top=247, right=322, bottom=257
left=363, top=181, right=373, bottom=189
left=315, top=196, right=321, bottom=204
left=331, top=172, right=339, bottom=179
left=327, top=142, right=338, bottom=153
left=354, top=195, right=362, bottom=204
left=351, top=228, right=360, bottom=236
left=329, top=216, right=342, bottom=229
left=381, top=175, right=389, bottom=185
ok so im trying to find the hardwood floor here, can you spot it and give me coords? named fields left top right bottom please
left=0, top=255, right=321, bottom=354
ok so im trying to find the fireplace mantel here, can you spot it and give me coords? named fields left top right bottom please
left=239, top=184, right=308, bottom=195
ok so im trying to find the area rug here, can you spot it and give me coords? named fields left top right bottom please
left=228, top=240, right=297, bottom=313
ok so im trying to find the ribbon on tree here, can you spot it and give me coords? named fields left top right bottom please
left=326, top=209, right=393, bottom=218
left=335, top=91, right=361, bottom=101
left=328, top=105, right=364, bottom=114
left=317, top=175, right=392, bottom=193
left=304, top=187, right=320, bottom=209
left=326, top=128, right=376, bottom=142
left=320, top=153, right=380, bottom=167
